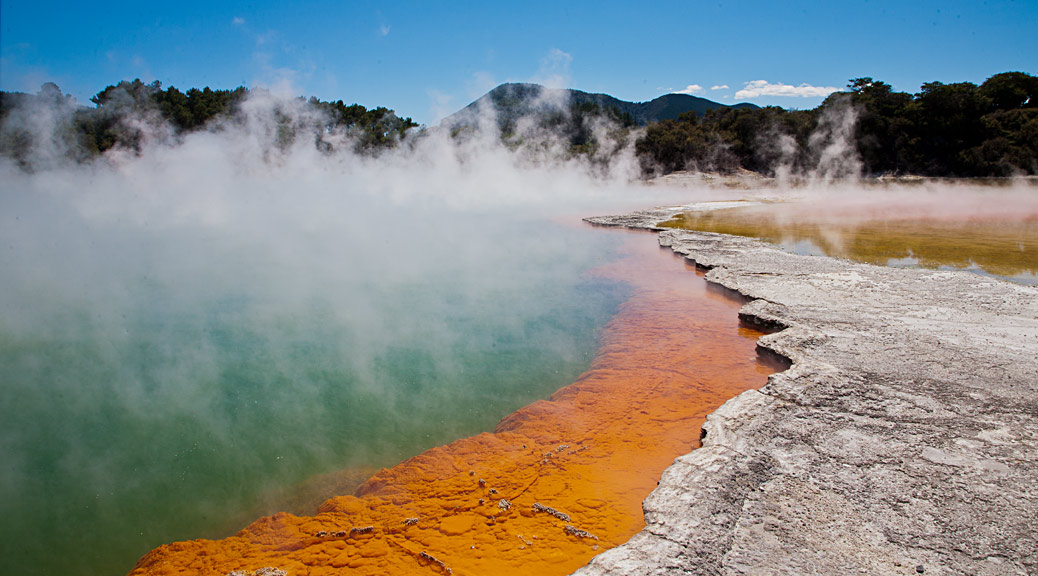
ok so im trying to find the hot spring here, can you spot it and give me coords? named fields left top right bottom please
left=0, top=122, right=735, bottom=575
left=658, top=180, right=1038, bottom=285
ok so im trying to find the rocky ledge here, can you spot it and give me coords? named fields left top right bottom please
left=577, top=212, right=1038, bottom=575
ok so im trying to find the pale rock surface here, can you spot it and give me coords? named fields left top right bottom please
left=576, top=212, right=1038, bottom=576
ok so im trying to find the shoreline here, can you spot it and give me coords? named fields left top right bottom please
left=576, top=210, right=1038, bottom=575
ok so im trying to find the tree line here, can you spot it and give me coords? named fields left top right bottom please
left=634, top=71, right=1037, bottom=177
left=3, top=72, right=1035, bottom=177
left=0, top=79, right=418, bottom=168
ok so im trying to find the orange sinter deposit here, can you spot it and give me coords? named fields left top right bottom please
left=130, top=229, right=777, bottom=576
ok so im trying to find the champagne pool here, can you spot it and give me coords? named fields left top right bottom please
left=126, top=229, right=777, bottom=576
left=1, top=171, right=642, bottom=576
left=1, top=151, right=778, bottom=574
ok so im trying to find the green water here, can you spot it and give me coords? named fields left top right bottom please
left=0, top=189, right=630, bottom=575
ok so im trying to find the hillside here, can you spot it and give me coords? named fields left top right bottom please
left=442, top=83, right=758, bottom=129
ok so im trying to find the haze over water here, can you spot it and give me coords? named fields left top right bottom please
left=0, top=111, right=716, bottom=575
left=657, top=180, right=1038, bottom=285
left=13, top=86, right=1034, bottom=576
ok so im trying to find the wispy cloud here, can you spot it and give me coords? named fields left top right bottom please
left=467, top=71, right=497, bottom=98
left=255, top=30, right=277, bottom=46
left=710, top=84, right=728, bottom=90
left=251, top=52, right=299, bottom=95
left=735, top=80, right=841, bottom=99
left=230, top=16, right=277, bottom=48
left=379, top=24, right=391, bottom=37
left=534, top=48, right=572, bottom=89
left=102, top=51, right=152, bottom=80
left=676, top=84, right=704, bottom=95
left=427, top=88, right=454, bottom=123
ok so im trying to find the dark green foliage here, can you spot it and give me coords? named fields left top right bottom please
left=0, top=79, right=417, bottom=167
left=153, top=85, right=248, bottom=132
left=80, top=79, right=164, bottom=153
left=979, top=72, right=1038, bottom=111
left=634, top=71, right=1038, bottom=177
left=310, top=98, right=418, bottom=151
left=635, top=105, right=820, bottom=176
left=635, top=112, right=727, bottom=174
left=846, top=78, right=914, bottom=174
left=4, top=72, right=1035, bottom=177
left=911, top=81, right=990, bottom=174
left=1, top=85, right=91, bottom=167
left=444, top=83, right=640, bottom=164
left=446, top=82, right=753, bottom=131
left=853, top=73, right=1038, bottom=176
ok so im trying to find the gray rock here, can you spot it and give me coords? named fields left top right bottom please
left=574, top=213, right=1038, bottom=576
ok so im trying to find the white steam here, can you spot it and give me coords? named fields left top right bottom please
left=807, top=98, right=863, bottom=182
left=0, top=87, right=710, bottom=576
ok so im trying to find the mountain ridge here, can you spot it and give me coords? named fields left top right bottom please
left=442, top=82, right=759, bottom=128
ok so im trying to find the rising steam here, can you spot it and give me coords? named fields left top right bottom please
left=0, top=84, right=703, bottom=576
left=3, top=80, right=1035, bottom=576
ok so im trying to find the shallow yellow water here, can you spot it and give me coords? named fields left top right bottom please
left=660, top=201, right=1038, bottom=282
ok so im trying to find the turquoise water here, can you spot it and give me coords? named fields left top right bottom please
left=0, top=179, right=631, bottom=575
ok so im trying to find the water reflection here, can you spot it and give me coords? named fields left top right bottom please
left=661, top=195, right=1038, bottom=284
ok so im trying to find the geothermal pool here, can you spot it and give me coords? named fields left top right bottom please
left=658, top=182, right=1038, bottom=285
left=1, top=179, right=773, bottom=575
left=0, top=147, right=770, bottom=576
left=9, top=168, right=1030, bottom=575
left=127, top=229, right=775, bottom=576
left=0, top=205, right=631, bottom=574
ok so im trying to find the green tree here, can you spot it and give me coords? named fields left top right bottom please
left=845, top=78, right=915, bottom=175
left=979, top=71, right=1038, bottom=111
left=912, top=81, right=991, bottom=174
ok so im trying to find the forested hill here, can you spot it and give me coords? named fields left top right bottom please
left=442, top=74, right=1037, bottom=178
left=634, top=72, right=1038, bottom=177
left=0, top=79, right=417, bottom=167
left=3, top=72, right=1036, bottom=177
left=443, top=83, right=758, bottom=129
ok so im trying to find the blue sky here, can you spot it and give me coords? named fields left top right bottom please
left=2, top=0, right=1035, bottom=125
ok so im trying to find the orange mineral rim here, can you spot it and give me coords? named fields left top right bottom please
left=129, top=228, right=778, bottom=576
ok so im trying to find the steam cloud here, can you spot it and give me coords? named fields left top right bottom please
left=0, top=86, right=704, bottom=576
left=3, top=81, right=1035, bottom=576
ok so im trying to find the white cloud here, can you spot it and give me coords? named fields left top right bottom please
left=711, top=84, right=729, bottom=90
left=676, top=84, right=704, bottom=95
left=233, top=17, right=245, bottom=26
left=735, top=80, right=842, bottom=99
left=379, top=24, right=391, bottom=37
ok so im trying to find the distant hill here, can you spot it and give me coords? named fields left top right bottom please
left=442, top=83, right=758, bottom=128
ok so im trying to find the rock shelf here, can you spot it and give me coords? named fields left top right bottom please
left=577, top=212, right=1038, bottom=575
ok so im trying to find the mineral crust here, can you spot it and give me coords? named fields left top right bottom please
left=577, top=214, right=1038, bottom=575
